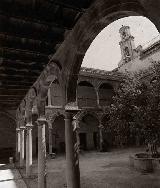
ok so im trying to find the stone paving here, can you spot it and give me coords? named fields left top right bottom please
left=20, top=148, right=160, bottom=188
left=0, top=163, right=27, bottom=188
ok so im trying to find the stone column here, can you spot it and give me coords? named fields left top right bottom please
left=37, top=117, right=47, bottom=188
left=99, top=124, right=104, bottom=152
left=48, top=87, right=52, bottom=106
left=95, top=88, right=100, bottom=107
left=76, top=131, right=80, bottom=153
left=48, top=121, right=53, bottom=155
left=65, top=112, right=80, bottom=188
left=73, top=120, right=80, bottom=153
left=16, top=128, right=20, bottom=162
left=20, top=126, right=25, bottom=167
left=26, top=123, right=33, bottom=177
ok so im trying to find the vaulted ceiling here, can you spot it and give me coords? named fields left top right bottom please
left=0, top=0, right=93, bottom=110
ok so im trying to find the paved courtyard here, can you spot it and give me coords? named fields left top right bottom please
left=20, top=148, right=160, bottom=188
left=0, top=163, right=27, bottom=188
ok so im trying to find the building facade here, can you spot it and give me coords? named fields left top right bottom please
left=118, top=25, right=160, bottom=73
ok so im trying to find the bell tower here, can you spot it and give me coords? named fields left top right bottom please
left=119, top=25, right=136, bottom=64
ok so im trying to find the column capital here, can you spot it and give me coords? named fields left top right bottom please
left=16, top=128, right=20, bottom=132
left=47, top=120, right=53, bottom=129
left=26, top=123, right=33, bottom=129
left=20, top=126, right=26, bottom=130
left=36, top=117, right=47, bottom=126
left=72, top=120, right=80, bottom=130
left=98, top=124, right=104, bottom=129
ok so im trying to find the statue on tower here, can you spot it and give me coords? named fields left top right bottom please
left=118, top=25, right=136, bottom=66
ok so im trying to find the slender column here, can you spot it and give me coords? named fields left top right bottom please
left=95, top=88, right=100, bottom=107
left=26, top=123, right=33, bottom=177
left=74, top=120, right=80, bottom=153
left=99, top=124, right=104, bottom=152
left=37, top=117, right=47, bottom=188
left=65, top=112, right=80, bottom=188
left=16, top=128, right=20, bottom=161
left=48, top=121, right=53, bottom=155
left=20, top=126, right=25, bottom=167
left=48, top=87, right=52, bottom=106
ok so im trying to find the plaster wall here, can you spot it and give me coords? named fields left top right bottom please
left=0, top=111, right=16, bottom=160
left=118, top=49, right=160, bottom=73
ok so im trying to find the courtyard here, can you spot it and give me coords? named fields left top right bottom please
left=17, top=148, right=160, bottom=188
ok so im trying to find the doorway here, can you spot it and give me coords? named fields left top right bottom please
left=79, top=133, right=87, bottom=150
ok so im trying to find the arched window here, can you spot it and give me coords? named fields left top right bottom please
left=98, top=83, right=114, bottom=106
left=77, top=81, right=97, bottom=107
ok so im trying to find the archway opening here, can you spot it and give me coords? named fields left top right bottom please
left=79, top=113, right=99, bottom=150
left=98, top=83, right=115, bottom=106
left=49, top=80, right=63, bottom=107
left=77, top=81, right=97, bottom=108
left=67, top=13, right=160, bottom=103
left=52, top=115, right=65, bottom=154
left=101, top=114, right=114, bottom=151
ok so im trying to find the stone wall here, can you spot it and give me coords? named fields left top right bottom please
left=0, top=111, right=16, bottom=160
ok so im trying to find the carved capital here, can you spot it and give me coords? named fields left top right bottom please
left=36, top=117, right=47, bottom=126
left=20, top=126, right=26, bottom=130
left=72, top=120, right=80, bottom=131
left=16, top=128, right=20, bottom=132
left=47, top=120, right=53, bottom=129
left=98, top=124, right=104, bottom=129
left=26, top=123, right=33, bottom=129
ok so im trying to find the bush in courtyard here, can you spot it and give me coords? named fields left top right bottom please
left=108, top=61, right=160, bottom=156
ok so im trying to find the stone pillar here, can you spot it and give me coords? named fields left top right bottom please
left=16, top=128, right=20, bottom=161
left=95, top=88, right=100, bottom=107
left=37, top=117, right=47, bottom=188
left=99, top=124, right=104, bottom=152
left=48, top=121, right=53, bottom=155
left=20, top=126, right=25, bottom=167
left=65, top=112, right=80, bottom=188
left=26, top=123, right=33, bottom=177
left=75, top=121, right=80, bottom=153
left=48, top=87, right=52, bottom=106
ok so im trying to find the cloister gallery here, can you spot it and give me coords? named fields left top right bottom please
left=1, top=0, right=160, bottom=188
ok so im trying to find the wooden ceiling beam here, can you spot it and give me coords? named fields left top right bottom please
left=0, top=13, right=66, bottom=42
left=1, top=57, right=46, bottom=67
left=0, top=66, right=41, bottom=75
left=47, top=0, right=85, bottom=12
left=1, top=58, right=46, bottom=71
left=1, top=81, right=34, bottom=87
left=0, top=72, right=38, bottom=79
left=0, top=0, right=84, bottom=21
left=0, top=89, right=27, bottom=96
left=0, top=85, right=30, bottom=89
left=0, top=33, right=55, bottom=54
left=0, top=47, right=49, bottom=63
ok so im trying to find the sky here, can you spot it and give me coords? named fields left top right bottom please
left=82, top=16, right=159, bottom=71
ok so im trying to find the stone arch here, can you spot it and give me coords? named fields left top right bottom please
left=48, top=79, right=63, bottom=107
left=25, top=87, right=38, bottom=118
left=0, top=111, right=16, bottom=161
left=51, top=114, right=65, bottom=153
left=37, top=62, right=62, bottom=100
left=75, top=110, right=100, bottom=150
left=19, top=99, right=26, bottom=119
left=74, top=110, right=100, bottom=123
left=77, top=81, right=97, bottom=108
left=98, top=83, right=115, bottom=106
left=64, top=0, right=160, bottom=103
left=46, top=111, right=65, bottom=126
left=34, top=62, right=63, bottom=117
